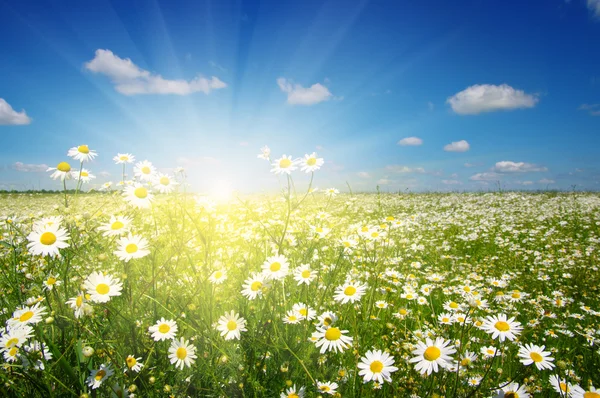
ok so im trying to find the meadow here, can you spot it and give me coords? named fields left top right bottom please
left=1, top=147, right=600, bottom=397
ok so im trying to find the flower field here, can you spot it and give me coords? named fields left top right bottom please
left=1, top=147, right=600, bottom=397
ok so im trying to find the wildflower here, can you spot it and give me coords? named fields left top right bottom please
left=149, top=318, right=178, bottom=341
left=482, top=314, right=523, bottom=342
left=316, top=380, right=338, bottom=395
left=293, top=264, right=317, bottom=285
left=257, top=145, right=271, bottom=160
left=113, top=153, right=135, bottom=164
left=87, top=364, right=114, bottom=389
left=114, top=234, right=150, bottom=262
left=153, top=173, right=178, bottom=194
left=47, top=162, right=73, bottom=180
left=68, top=145, right=97, bottom=162
left=8, top=303, right=47, bottom=328
left=292, top=303, right=316, bottom=321
left=0, top=325, right=34, bottom=352
left=357, top=349, right=399, bottom=384
left=261, top=254, right=290, bottom=280
left=134, top=160, right=156, bottom=181
left=312, top=326, right=353, bottom=353
left=83, top=271, right=123, bottom=303
left=27, top=223, right=70, bottom=258
left=123, top=183, right=154, bottom=208
left=208, top=270, right=227, bottom=284
left=549, top=375, right=584, bottom=396
left=168, top=337, right=197, bottom=369
left=66, top=292, right=93, bottom=318
left=72, top=168, right=96, bottom=183
left=125, top=355, right=143, bottom=373
left=42, top=274, right=61, bottom=291
left=280, top=384, right=305, bottom=398
left=300, top=152, right=324, bottom=173
left=493, top=382, right=530, bottom=398
left=241, top=273, right=268, bottom=300
left=271, top=155, right=297, bottom=175
left=333, top=282, right=367, bottom=304
left=98, top=215, right=132, bottom=237
left=216, top=311, right=247, bottom=340
left=409, top=337, right=456, bottom=375
left=517, top=343, right=555, bottom=370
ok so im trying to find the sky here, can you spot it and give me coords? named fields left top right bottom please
left=0, top=0, right=599, bottom=193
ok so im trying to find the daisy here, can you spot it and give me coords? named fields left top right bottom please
left=66, top=292, right=93, bottom=318
left=47, top=162, right=73, bottom=181
left=257, top=145, right=271, bottom=160
left=333, top=282, right=367, bottom=304
left=480, top=346, right=498, bottom=358
left=149, top=318, right=178, bottom=341
left=572, top=386, right=600, bottom=398
left=517, top=343, right=555, bottom=370
left=113, top=153, right=135, bottom=164
left=208, top=270, right=227, bottom=284
left=87, top=364, right=113, bottom=389
left=324, top=188, right=339, bottom=198
left=216, top=311, right=247, bottom=340
left=153, top=173, right=178, bottom=194
left=42, top=274, right=61, bottom=291
left=438, top=312, right=455, bottom=325
left=357, top=349, right=399, bottom=384
left=83, top=271, right=123, bottom=303
left=114, top=234, right=150, bottom=262
left=261, top=254, right=290, bottom=280
left=123, top=183, right=154, bottom=209
left=27, top=223, right=70, bottom=258
left=443, top=300, right=464, bottom=312
left=98, top=215, right=132, bottom=237
left=33, top=216, right=63, bottom=229
left=312, top=326, right=353, bottom=353
left=125, top=355, right=143, bottom=373
left=22, top=340, right=52, bottom=371
left=68, top=145, right=97, bottom=162
left=549, top=375, right=584, bottom=397
left=241, top=272, right=268, bottom=300
left=283, top=310, right=302, bottom=325
left=317, top=311, right=338, bottom=328
left=134, top=160, right=156, bottom=181
left=280, top=385, right=305, bottom=398
left=300, top=152, right=324, bottom=173
left=316, top=381, right=338, bottom=395
left=72, top=168, right=96, bottom=183
left=0, top=325, right=34, bottom=352
left=271, top=154, right=297, bottom=175
left=493, top=382, right=530, bottom=398
left=458, top=351, right=477, bottom=367
left=8, top=303, right=47, bottom=328
left=168, top=337, right=197, bottom=369
left=409, top=337, right=456, bottom=375
left=482, top=314, right=523, bottom=342
left=292, top=303, right=316, bottom=321
left=4, top=346, right=20, bottom=362
left=293, top=264, right=317, bottom=285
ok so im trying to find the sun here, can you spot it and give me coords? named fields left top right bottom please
left=209, top=179, right=235, bottom=202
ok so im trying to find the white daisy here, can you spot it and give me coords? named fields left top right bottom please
left=409, top=337, right=456, bottom=375
left=257, top=145, right=271, bottom=160
left=83, top=271, right=123, bottom=303
left=47, top=162, right=73, bottom=181
left=87, top=364, right=113, bottom=389
left=271, top=154, right=297, bottom=175
left=300, top=152, right=324, bottom=173
left=280, top=385, right=305, bottom=398
left=168, top=337, right=197, bottom=370
left=293, top=264, right=317, bottom=285
left=333, top=282, right=367, bottom=304
left=292, top=303, right=316, bottom=321
left=261, top=254, right=290, bottom=280
left=316, top=380, right=338, bottom=395
left=215, top=311, right=247, bottom=341
left=0, top=325, right=34, bottom=352
left=114, top=234, right=150, bottom=262
left=8, top=303, right=47, bottom=328
left=312, top=326, right=353, bottom=354
left=357, top=349, right=399, bottom=384
left=134, top=160, right=156, bottom=181
left=42, top=274, right=61, bottom=291
left=481, top=314, right=523, bottom=342
left=72, top=168, right=96, bottom=183
left=549, top=375, right=584, bottom=397
left=241, top=273, right=268, bottom=300
left=517, top=343, right=555, bottom=370
left=113, top=153, right=135, bottom=164
left=123, top=183, right=154, bottom=209
left=153, top=173, right=178, bottom=194
left=65, top=292, right=93, bottom=318
left=493, top=382, right=530, bottom=398
left=27, top=223, right=70, bottom=258
left=208, top=270, right=227, bottom=285
left=125, top=355, right=143, bottom=373
left=98, top=215, right=132, bottom=237
left=68, top=145, right=97, bottom=162
left=149, top=318, right=178, bottom=341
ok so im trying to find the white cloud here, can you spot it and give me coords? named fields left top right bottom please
left=12, top=162, right=48, bottom=172
left=385, top=165, right=426, bottom=174
left=377, top=178, right=392, bottom=185
left=0, top=99, right=32, bottom=125
left=492, top=161, right=547, bottom=173
left=277, top=78, right=332, bottom=105
left=444, top=140, right=470, bottom=152
left=588, top=0, right=600, bottom=17
left=397, top=136, right=423, bottom=146
left=469, top=172, right=501, bottom=181
left=442, top=179, right=462, bottom=185
left=538, top=178, right=555, bottom=184
left=579, top=103, right=600, bottom=116
left=85, top=49, right=227, bottom=96
left=447, top=84, right=538, bottom=115
left=357, top=171, right=371, bottom=178
left=98, top=171, right=111, bottom=178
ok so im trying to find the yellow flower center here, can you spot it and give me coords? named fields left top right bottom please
left=159, top=176, right=170, bottom=185
left=504, top=392, right=519, bottom=398
left=442, top=317, right=450, bottom=323
left=463, top=286, right=471, bottom=292
left=306, top=157, right=317, bottom=166
left=449, top=302, right=459, bottom=309
left=299, top=308, right=308, bottom=316
left=325, top=327, right=341, bottom=341
left=461, top=358, right=471, bottom=366
left=279, top=158, right=292, bottom=168
left=251, top=281, right=262, bottom=291
left=344, top=286, right=357, bottom=296
left=19, top=311, right=34, bottom=322
left=96, top=283, right=110, bottom=295
left=126, top=357, right=137, bottom=367
left=141, top=166, right=151, bottom=174
left=323, top=317, right=332, bottom=326
left=134, top=187, right=148, bottom=199
left=76, top=296, right=83, bottom=307
left=301, top=270, right=311, bottom=278
left=584, top=393, right=600, bottom=398
left=214, top=271, right=223, bottom=279
left=81, top=171, right=89, bottom=177
left=47, top=277, right=57, bottom=285
left=270, top=262, right=281, bottom=272
left=111, top=221, right=124, bottom=230
left=40, top=232, right=57, bottom=245
left=57, top=162, right=71, bottom=172
left=399, top=309, right=407, bottom=315
left=512, top=292, right=521, bottom=299
left=495, top=321, right=510, bottom=332
left=424, top=346, right=441, bottom=361
left=158, top=324, right=170, bottom=334
left=370, top=360, right=384, bottom=373
left=78, top=145, right=90, bottom=154
left=5, top=338, right=19, bottom=348
left=560, top=383, right=570, bottom=393
left=95, top=370, right=106, bottom=381
left=530, top=352, right=543, bottom=362
left=227, top=320, right=237, bottom=331
left=125, top=243, right=138, bottom=254
left=288, top=394, right=299, bottom=398
left=8, top=347, right=17, bottom=357
left=320, top=386, right=331, bottom=392
left=371, top=232, right=379, bottom=238
left=288, top=315, right=297, bottom=322
left=120, top=155, right=128, bottom=161
left=386, top=216, right=395, bottom=221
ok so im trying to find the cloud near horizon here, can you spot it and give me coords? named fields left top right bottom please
left=277, top=78, right=333, bottom=105
left=447, top=84, right=538, bottom=115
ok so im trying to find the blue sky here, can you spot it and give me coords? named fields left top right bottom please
left=0, top=0, right=599, bottom=192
